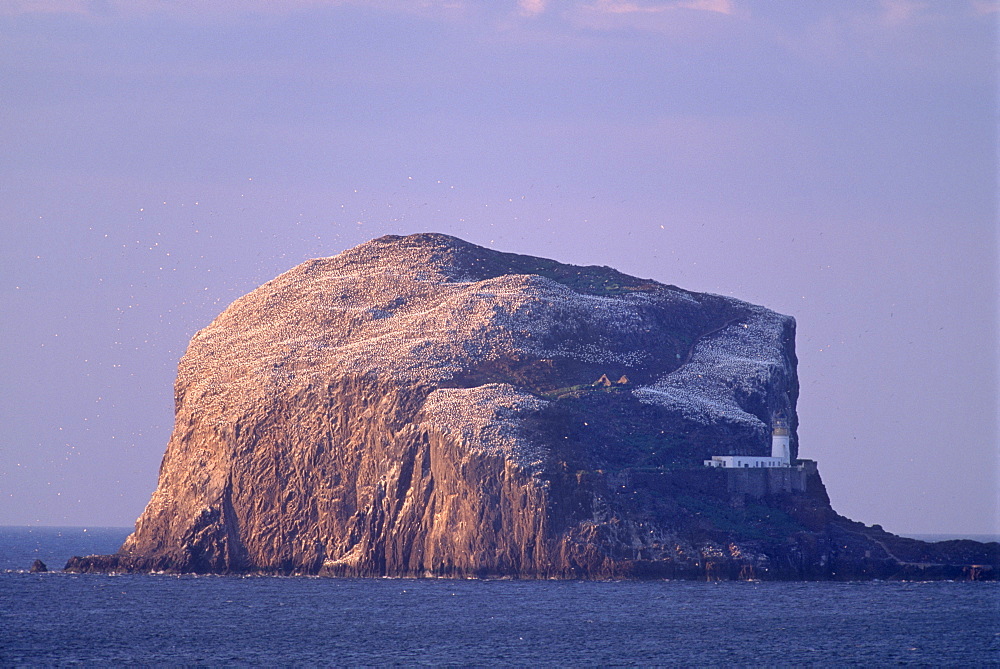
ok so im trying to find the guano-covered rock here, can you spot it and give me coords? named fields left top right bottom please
left=66, top=233, right=998, bottom=580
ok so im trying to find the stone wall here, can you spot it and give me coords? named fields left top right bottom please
left=725, top=463, right=814, bottom=499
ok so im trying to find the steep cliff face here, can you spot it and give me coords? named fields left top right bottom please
left=66, top=233, right=996, bottom=579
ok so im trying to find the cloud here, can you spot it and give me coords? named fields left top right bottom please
left=877, top=0, right=927, bottom=26
left=0, top=0, right=471, bottom=18
left=583, top=0, right=734, bottom=15
left=676, top=0, right=734, bottom=14
left=565, top=0, right=742, bottom=35
left=972, top=0, right=998, bottom=14
left=517, top=0, right=547, bottom=17
left=0, top=0, right=333, bottom=17
left=0, top=0, right=742, bottom=24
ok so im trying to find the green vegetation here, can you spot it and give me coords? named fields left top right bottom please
left=542, top=383, right=627, bottom=400
left=465, top=246, right=666, bottom=297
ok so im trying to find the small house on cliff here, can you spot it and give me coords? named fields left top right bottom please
left=593, top=374, right=630, bottom=387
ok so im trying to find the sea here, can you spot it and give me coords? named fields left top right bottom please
left=2, top=527, right=998, bottom=666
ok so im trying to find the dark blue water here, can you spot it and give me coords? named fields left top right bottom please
left=0, top=526, right=128, bottom=572
left=3, top=528, right=998, bottom=666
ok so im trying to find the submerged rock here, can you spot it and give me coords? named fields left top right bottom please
left=66, top=233, right=997, bottom=579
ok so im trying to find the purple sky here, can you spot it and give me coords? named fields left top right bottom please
left=2, top=0, right=997, bottom=536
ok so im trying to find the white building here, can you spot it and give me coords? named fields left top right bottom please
left=704, top=417, right=792, bottom=469
left=704, top=454, right=787, bottom=469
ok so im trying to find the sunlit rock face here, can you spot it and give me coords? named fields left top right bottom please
left=70, top=233, right=807, bottom=577
left=80, top=234, right=806, bottom=574
left=89, top=232, right=810, bottom=577
left=64, top=233, right=1000, bottom=579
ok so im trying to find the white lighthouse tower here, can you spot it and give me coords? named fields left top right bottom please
left=703, top=414, right=797, bottom=469
left=771, top=415, right=791, bottom=466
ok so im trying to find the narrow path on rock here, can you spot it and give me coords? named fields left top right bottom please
left=836, top=524, right=946, bottom=568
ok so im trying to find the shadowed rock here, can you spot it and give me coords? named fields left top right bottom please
left=65, top=233, right=998, bottom=579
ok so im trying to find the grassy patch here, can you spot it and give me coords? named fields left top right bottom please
left=461, top=246, right=670, bottom=297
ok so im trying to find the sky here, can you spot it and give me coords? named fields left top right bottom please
left=1, top=0, right=997, bottom=536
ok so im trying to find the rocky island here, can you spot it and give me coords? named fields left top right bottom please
left=67, top=233, right=997, bottom=580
